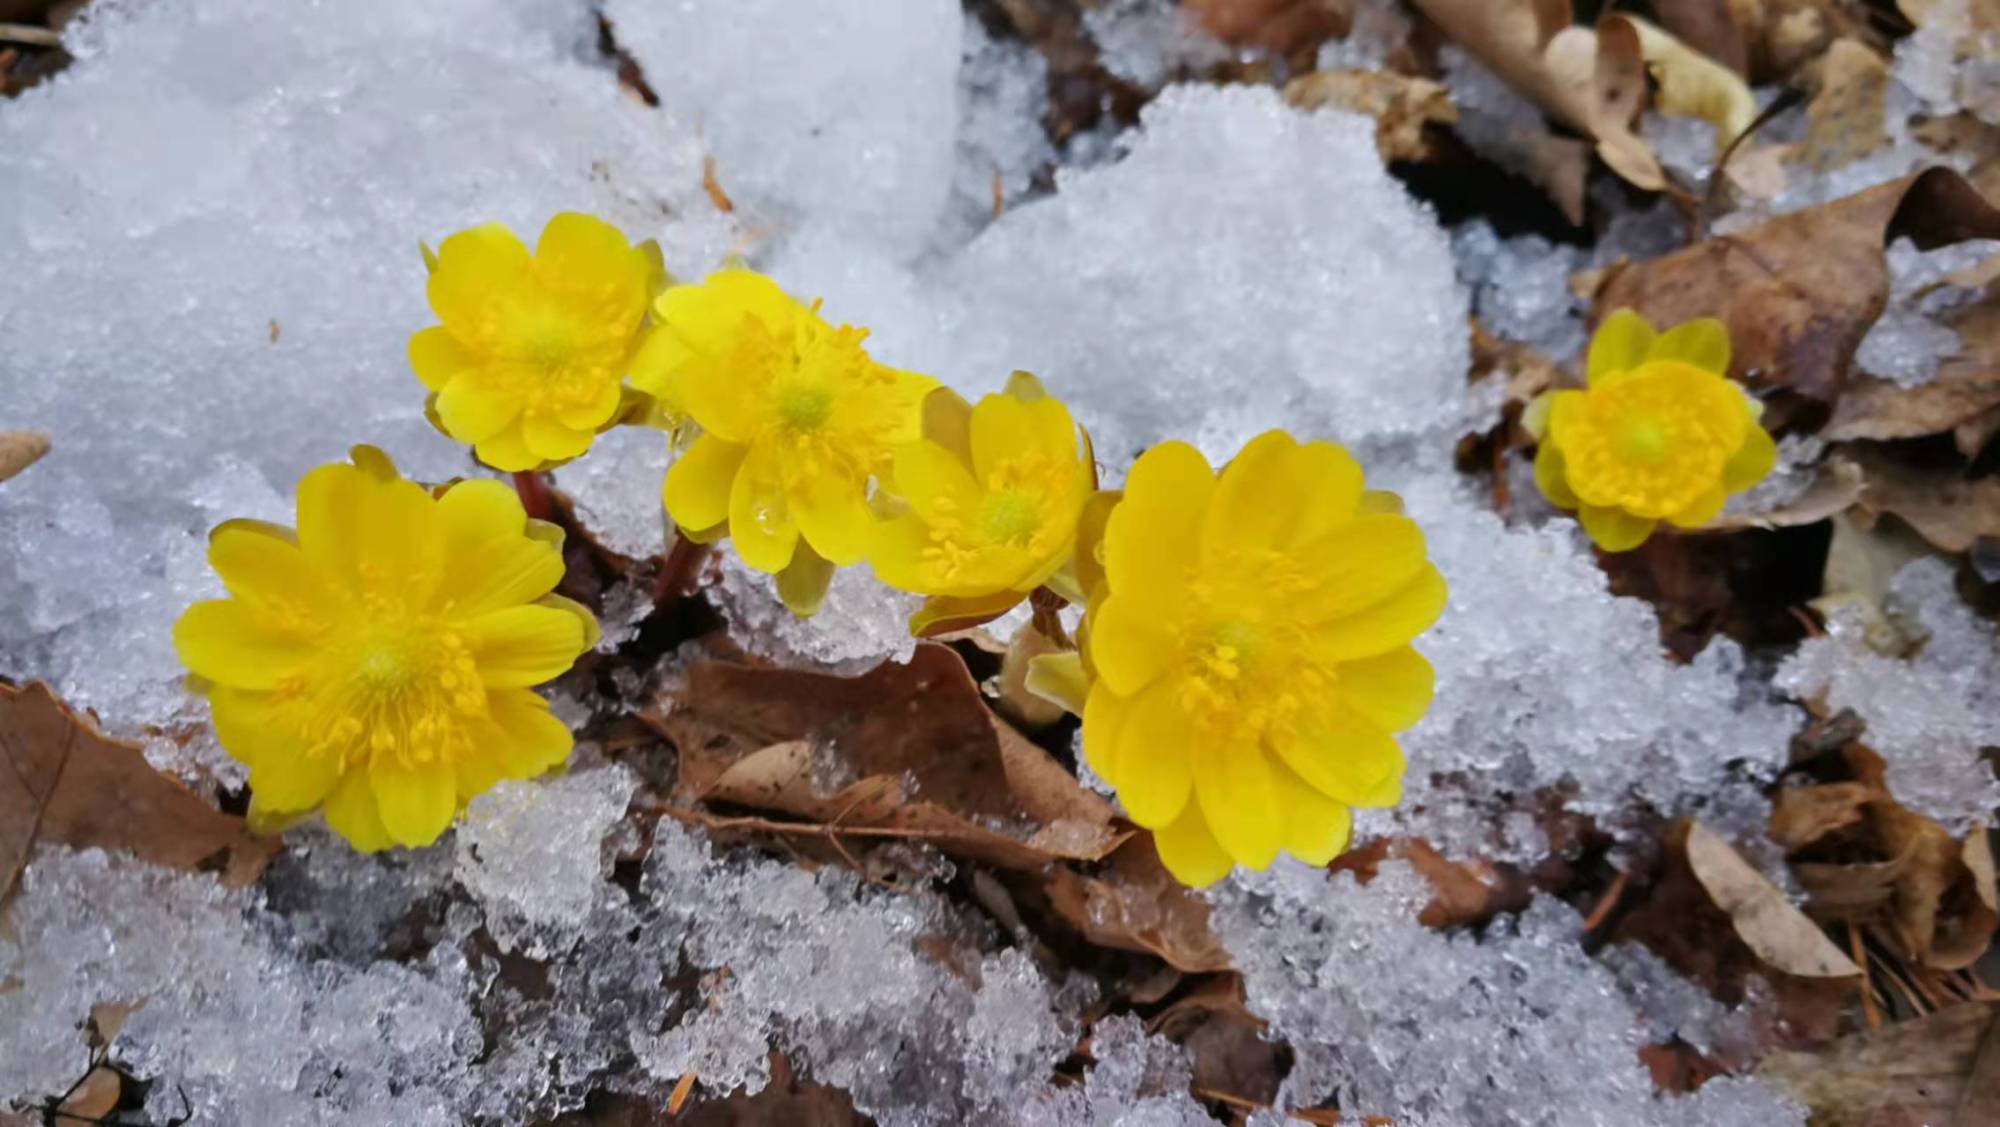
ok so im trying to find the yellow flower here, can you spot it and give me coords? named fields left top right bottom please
left=640, top=269, right=937, bottom=614
left=172, top=446, right=599, bottom=851
left=409, top=212, right=655, bottom=472
left=871, top=372, right=1095, bottom=632
left=1527, top=309, right=1775, bottom=552
left=1080, top=431, right=1445, bottom=887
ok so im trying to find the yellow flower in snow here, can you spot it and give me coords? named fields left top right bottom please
left=1527, top=309, right=1775, bottom=552
left=172, top=446, right=598, bottom=851
left=1080, top=431, right=1444, bottom=887
left=871, top=372, right=1095, bottom=632
left=409, top=213, right=655, bottom=472
left=641, top=269, right=937, bottom=614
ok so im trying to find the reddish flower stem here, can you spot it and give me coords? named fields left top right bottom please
left=651, top=529, right=712, bottom=609
left=510, top=471, right=557, bottom=522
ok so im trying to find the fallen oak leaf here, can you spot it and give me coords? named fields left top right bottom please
left=1284, top=68, right=1457, bottom=162
left=1756, top=999, right=2000, bottom=1127
left=1594, top=167, right=2000, bottom=406
left=1849, top=447, right=2000, bottom=554
left=1705, top=456, right=1866, bottom=531
left=1798, top=39, right=1890, bottom=172
left=0, top=681, right=278, bottom=903
left=1044, top=835, right=1232, bottom=972
left=1768, top=781, right=1875, bottom=849
left=1686, top=819, right=1861, bottom=977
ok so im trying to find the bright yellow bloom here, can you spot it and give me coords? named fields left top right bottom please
left=172, top=446, right=598, bottom=851
left=410, top=213, right=655, bottom=472
left=871, top=372, right=1095, bottom=631
left=1527, top=309, right=1775, bottom=552
left=1080, top=431, right=1444, bottom=887
left=641, top=269, right=937, bottom=613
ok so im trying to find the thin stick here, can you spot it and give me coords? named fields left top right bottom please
left=1851, top=923, right=1882, bottom=1030
left=0, top=23, right=61, bottom=48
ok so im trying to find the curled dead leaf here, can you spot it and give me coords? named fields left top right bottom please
left=650, top=643, right=1128, bottom=871
left=1757, top=1000, right=2000, bottom=1127
left=1594, top=168, right=2000, bottom=405
left=0, top=429, right=49, bottom=484
left=0, top=681, right=279, bottom=902
left=1045, top=835, right=1232, bottom=973
left=1685, top=819, right=1861, bottom=977
left=1769, top=781, right=1875, bottom=849
left=1850, top=447, right=2000, bottom=554
left=1799, top=39, right=1889, bottom=171
left=1283, top=68, right=1456, bottom=162
left=1706, top=456, right=1865, bottom=531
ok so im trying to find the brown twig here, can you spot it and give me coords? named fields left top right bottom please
left=1581, top=868, right=1630, bottom=932
left=1696, top=88, right=1805, bottom=241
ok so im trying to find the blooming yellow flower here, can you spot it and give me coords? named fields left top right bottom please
left=1527, top=309, right=1775, bottom=552
left=639, top=269, right=937, bottom=613
left=172, top=446, right=598, bottom=850
left=1080, top=431, right=1445, bottom=887
left=871, top=372, right=1095, bottom=631
left=409, top=213, right=655, bottom=472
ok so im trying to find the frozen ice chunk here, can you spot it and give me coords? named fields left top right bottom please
left=944, top=16, right=1056, bottom=248
left=1317, top=0, right=1414, bottom=71
left=1777, top=558, right=2000, bottom=830
left=1212, top=859, right=1805, bottom=1126
left=1381, top=475, right=1799, bottom=860
left=455, top=766, right=638, bottom=956
left=1085, top=0, right=1231, bottom=89
left=0, top=0, right=731, bottom=732
left=931, top=84, right=1473, bottom=464
left=705, top=553, right=921, bottom=671
left=555, top=424, right=671, bottom=560
left=606, top=0, right=962, bottom=259
left=1854, top=237, right=2000, bottom=387
left=1453, top=219, right=1587, bottom=361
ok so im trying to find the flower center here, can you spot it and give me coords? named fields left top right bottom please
left=981, top=490, right=1040, bottom=543
left=298, top=621, right=487, bottom=771
left=776, top=383, right=834, bottom=430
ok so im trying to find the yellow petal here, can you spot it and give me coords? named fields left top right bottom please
left=654, top=269, right=799, bottom=360
left=664, top=434, right=748, bottom=533
left=533, top=211, right=647, bottom=317
left=207, top=519, right=325, bottom=616
left=206, top=685, right=305, bottom=774
left=436, top=372, right=525, bottom=445
left=1192, top=743, right=1283, bottom=869
left=1024, top=651, right=1089, bottom=717
left=1080, top=684, right=1134, bottom=787
left=484, top=687, right=575, bottom=779
left=791, top=470, right=874, bottom=567
left=776, top=539, right=837, bottom=616
left=1272, top=709, right=1404, bottom=808
left=1104, top=441, right=1213, bottom=615
left=1274, top=759, right=1353, bottom=866
left=1665, top=484, right=1726, bottom=529
left=1587, top=308, right=1656, bottom=385
left=1088, top=593, right=1174, bottom=697
left=1578, top=504, right=1657, bottom=551
left=1337, top=646, right=1435, bottom=733
left=891, top=438, right=981, bottom=522
left=537, top=593, right=602, bottom=652
left=521, top=412, right=595, bottom=463
left=1201, top=430, right=1304, bottom=557
left=1024, top=394, right=1082, bottom=464
left=869, top=513, right=936, bottom=595
left=1071, top=489, right=1120, bottom=604
left=245, top=748, right=344, bottom=815
left=1287, top=439, right=1365, bottom=546
left=473, top=424, right=543, bottom=473
left=294, top=456, right=445, bottom=602
left=1295, top=514, right=1429, bottom=623
left=370, top=757, right=458, bottom=848
left=461, top=604, right=587, bottom=687
left=434, top=480, right=567, bottom=619
left=1313, top=563, right=1448, bottom=662
left=173, top=600, right=314, bottom=689
left=1647, top=317, right=1731, bottom=374
left=1114, top=680, right=1195, bottom=828
left=968, top=391, right=1038, bottom=483
left=556, top=374, right=626, bottom=431
left=921, top=386, right=975, bottom=466
left=729, top=444, right=801, bottom=573
left=1521, top=390, right=1555, bottom=441
left=321, top=767, right=395, bottom=852
left=409, top=326, right=471, bottom=392
left=880, top=367, right=942, bottom=445
left=428, top=222, right=533, bottom=332
left=1722, top=423, right=1776, bottom=493
left=628, top=326, right=689, bottom=413
left=1533, top=441, right=1578, bottom=510
left=1153, top=802, right=1235, bottom=888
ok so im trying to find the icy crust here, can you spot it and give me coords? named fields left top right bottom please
left=0, top=0, right=733, bottom=729
left=1211, top=861, right=1806, bottom=1127
left=603, top=0, right=962, bottom=260
left=1854, top=237, right=2000, bottom=388
left=1380, top=477, right=1799, bottom=860
left=1777, top=559, right=2000, bottom=831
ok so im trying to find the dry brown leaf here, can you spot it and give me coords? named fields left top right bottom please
left=1653, top=0, right=1749, bottom=76
left=1471, top=319, right=1563, bottom=406
left=652, top=643, right=1128, bottom=871
left=1798, top=39, right=1889, bottom=171
left=1706, top=456, right=1865, bottom=531
left=1327, top=835, right=1533, bottom=930
left=1827, top=373, right=2000, bottom=444
left=1283, top=68, right=1456, bottom=162
left=0, top=681, right=279, bottom=901
left=1758, top=1000, right=2000, bottom=1127
left=993, top=622, right=1067, bottom=729
left=1183, top=0, right=1350, bottom=59
left=55, top=1067, right=122, bottom=1120
left=1768, top=781, right=1875, bottom=849
left=0, top=429, right=49, bottom=484
left=1146, top=976, right=1283, bottom=1105
left=1045, top=836, right=1232, bottom=973
left=1850, top=448, right=2000, bottom=554
left=1594, top=168, right=2000, bottom=405
left=1685, top=819, right=1861, bottom=977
